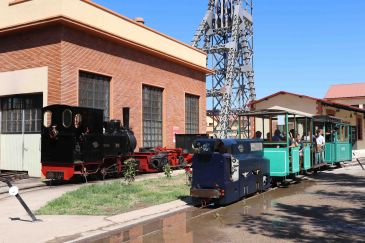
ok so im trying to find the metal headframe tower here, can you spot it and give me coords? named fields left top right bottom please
left=192, top=0, right=255, bottom=138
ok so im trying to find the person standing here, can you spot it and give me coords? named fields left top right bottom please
left=316, top=129, right=325, bottom=164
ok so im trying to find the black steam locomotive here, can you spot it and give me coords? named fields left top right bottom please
left=41, top=105, right=136, bottom=180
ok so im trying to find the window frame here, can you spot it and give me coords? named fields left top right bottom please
left=185, top=94, right=200, bottom=134
left=0, top=94, right=42, bottom=134
left=142, top=85, right=163, bottom=147
left=78, top=70, right=111, bottom=121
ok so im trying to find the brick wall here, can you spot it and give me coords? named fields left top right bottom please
left=0, top=25, right=62, bottom=104
left=0, top=24, right=207, bottom=149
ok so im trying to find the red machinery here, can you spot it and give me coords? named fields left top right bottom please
left=131, top=147, right=193, bottom=173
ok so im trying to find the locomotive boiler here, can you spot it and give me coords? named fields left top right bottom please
left=41, top=105, right=136, bottom=180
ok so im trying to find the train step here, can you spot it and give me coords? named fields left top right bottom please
left=311, top=163, right=328, bottom=169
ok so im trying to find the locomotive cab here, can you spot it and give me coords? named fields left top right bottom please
left=41, top=105, right=104, bottom=180
left=190, top=139, right=270, bottom=205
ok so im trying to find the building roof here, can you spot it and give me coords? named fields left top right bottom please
left=251, top=91, right=365, bottom=113
left=0, top=0, right=211, bottom=74
left=324, top=83, right=365, bottom=99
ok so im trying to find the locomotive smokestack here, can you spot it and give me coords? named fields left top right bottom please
left=123, top=107, right=130, bottom=129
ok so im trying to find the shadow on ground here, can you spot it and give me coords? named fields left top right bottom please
left=227, top=171, right=365, bottom=242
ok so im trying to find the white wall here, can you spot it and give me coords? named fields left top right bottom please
left=0, top=67, right=48, bottom=177
left=0, top=67, right=48, bottom=106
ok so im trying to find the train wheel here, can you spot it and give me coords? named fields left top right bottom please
left=159, top=157, right=168, bottom=170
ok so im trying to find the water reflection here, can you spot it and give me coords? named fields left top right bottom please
left=92, top=180, right=314, bottom=243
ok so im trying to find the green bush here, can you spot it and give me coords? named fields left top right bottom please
left=123, top=158, right=138, bottom=184
left=163, top=163, right=172, bottom=178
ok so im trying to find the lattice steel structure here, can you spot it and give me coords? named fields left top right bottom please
left=192, top=0, right=255, bottom=138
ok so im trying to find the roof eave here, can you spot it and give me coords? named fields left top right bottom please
left=0, top=16, right=213, bottom=75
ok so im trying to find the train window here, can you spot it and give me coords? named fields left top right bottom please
left=74, top=114, right=82, bottom=128
left=62, top=109, right=72, bottom=128
left=43, top=111, right=52, bottom=128
left=213, top=141, right=223, bottom=153
left=202, top=143, right=211, bottom=152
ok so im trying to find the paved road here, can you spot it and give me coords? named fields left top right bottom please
left=1, top=166, right=365, bottom=243
left=0, top=170, right=186, bottom=243
left=89, top=165, right=365, bottom=243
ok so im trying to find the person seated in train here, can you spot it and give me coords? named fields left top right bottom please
left=289, top=129, right=298, bottom=148
left=296, top=134, right=304, bottom=152
left=272, top=129, right=283, bottom=142
left=325, top=129, right=332, bottom=142
left=254, top=131, right=262, bottom=139
left=266, top=132, right=271, bottom=141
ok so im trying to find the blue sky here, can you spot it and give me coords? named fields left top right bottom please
left=93, top=0, right=365, bottom=99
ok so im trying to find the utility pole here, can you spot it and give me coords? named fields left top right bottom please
left=192, top=0, right=255, bottom=138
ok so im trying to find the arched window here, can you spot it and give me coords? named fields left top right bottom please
left=43, top=111, right=52, bottom=128
left=62, top=109, right=72, bottom=128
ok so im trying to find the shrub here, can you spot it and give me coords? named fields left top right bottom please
left=123, top=158, right=138, bottom=183
left=163, top=163, right=172, bottom=178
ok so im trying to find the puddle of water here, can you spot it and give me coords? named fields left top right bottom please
left=90, top=180, right=315, bottom=243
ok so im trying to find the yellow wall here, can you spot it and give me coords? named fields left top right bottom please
left=0, top=67, right=48, bottom=106
left=323, top=105, right=365, bottom=151
left=254, top=94, right=317, bottom=116
left=253, top=93, right=365, bottom=153
left=0, top=0, right=207, bottom=69
left=326, top=97, right=365, bottom=109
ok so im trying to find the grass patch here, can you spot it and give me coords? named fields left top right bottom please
left=36, top=174, right=189, bottom=216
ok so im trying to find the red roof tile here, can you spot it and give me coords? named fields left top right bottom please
left=325, top=83, right=365, bottom=99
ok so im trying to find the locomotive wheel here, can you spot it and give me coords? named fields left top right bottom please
left=150, top=160, right=159, bottom=170
left=160, top=157, right=168, bottom=169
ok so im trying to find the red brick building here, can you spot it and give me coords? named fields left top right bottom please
left=0, top=0, right=209, bottom=176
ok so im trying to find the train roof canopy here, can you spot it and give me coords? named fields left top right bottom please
left=239, top=109, right=313, bottom=118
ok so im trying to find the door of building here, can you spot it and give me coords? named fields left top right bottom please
left=0, top=94, right=42, bottom=177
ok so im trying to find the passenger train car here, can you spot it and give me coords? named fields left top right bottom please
left=191, top=110, right=353, bottom=205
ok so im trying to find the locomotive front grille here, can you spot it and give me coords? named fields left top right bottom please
left=46, top=171, right=64, bottom=180
left=190, top=188, right=221, bottom=199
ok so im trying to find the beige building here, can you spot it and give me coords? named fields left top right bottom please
left=251, top=91, right=365, bottom=157
left=325, top=83, right=365, bottom=109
